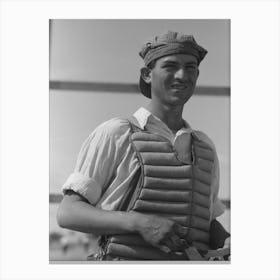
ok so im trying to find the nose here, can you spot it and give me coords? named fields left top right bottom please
left=174, top=68, right=188, bottom=81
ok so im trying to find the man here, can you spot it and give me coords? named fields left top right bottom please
left=57, top=31, right=230, bottom=261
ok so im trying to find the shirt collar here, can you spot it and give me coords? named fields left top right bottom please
left=133, top=107, right=192, bottom=131
left=133, top=107, right=151, bottom=130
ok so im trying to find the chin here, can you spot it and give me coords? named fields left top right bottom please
left=169, top=94, right=192, bottom=104
left=166, top=98, right=189, bottom=107
left=170, top=89, right=193, bottom=98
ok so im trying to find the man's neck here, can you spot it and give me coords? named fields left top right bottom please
left=146, top=102, right=185, bottom=132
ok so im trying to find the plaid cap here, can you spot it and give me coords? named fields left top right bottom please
left=139, top=31, right=207, bottom=98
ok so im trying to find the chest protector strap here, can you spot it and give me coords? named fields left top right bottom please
left=101, top=120, right=215, bottom=260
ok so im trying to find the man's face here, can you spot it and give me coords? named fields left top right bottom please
left=146, top=54, right=199, bottom=106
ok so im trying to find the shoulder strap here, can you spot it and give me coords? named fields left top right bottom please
left=117, top=167, right=141, bottom=211
left=115, top=116, right=144, bottom=212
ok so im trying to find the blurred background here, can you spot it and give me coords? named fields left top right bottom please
left=49, top=19, right=230, bottom=261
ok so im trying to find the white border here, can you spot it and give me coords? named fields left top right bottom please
left=1, top=1, right=280, bottom=280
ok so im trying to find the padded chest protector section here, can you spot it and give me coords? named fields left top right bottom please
left=105, top=131, right=215, bottom=260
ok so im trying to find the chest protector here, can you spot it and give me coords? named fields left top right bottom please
left=100, top=121, right=215, bottom=260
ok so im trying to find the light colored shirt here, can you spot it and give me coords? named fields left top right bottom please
left=62, top=107, right=225, bottom=220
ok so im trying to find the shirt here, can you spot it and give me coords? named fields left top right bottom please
left=62, top=107, right=225, bottom=220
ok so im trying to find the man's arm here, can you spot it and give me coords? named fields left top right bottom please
left=57, top=190, right=139, bottom=235
left=57, top=190, right=187, bottom=252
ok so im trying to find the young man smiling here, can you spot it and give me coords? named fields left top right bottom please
left=57, top=31, right=230, bottom=261
left=141, top=53, right=199, bottom=132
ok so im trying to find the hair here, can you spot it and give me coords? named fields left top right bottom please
left=147, top=60, right=156, bottom=70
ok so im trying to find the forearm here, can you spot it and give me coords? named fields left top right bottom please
left=57, top=198, right=141, bottom=236
left=57, top=191, right=189, bottom=252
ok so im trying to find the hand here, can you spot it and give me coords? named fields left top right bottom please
left=135, top=213, right=188, bottom=253
left=205, top=237, right=231, bottom=261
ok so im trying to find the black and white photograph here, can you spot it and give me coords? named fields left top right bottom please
left=1, top=0, right=280, bottom=279
left=49, top=19, right=231, bottom=262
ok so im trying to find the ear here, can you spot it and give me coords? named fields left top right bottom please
left=140, top=67, right=152, bottom=84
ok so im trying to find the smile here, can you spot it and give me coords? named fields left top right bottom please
left=170, top=84, right=188, bottom=90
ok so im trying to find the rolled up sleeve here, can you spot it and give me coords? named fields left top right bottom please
left=62, top=118, right=130, bottom=205
left=62, top=172, right=102, bottom=205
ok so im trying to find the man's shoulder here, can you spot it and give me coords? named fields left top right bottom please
left=193, top=130, right=216, bottom=150
left=92, top=117, right=131, bottom=138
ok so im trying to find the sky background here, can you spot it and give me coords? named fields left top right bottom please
left=50, top=19, right=230, bottom=199
left=50, top=19, right=230, bottom=86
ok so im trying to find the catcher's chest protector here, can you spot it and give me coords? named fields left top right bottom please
left=103, top=126, right=215, bottom=260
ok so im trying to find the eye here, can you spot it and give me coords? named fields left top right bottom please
left=186, top=65, right=196, bottom=69
left=163, top=64, right=176, bottom=69
left=185, top=65, right=197, bottom=72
